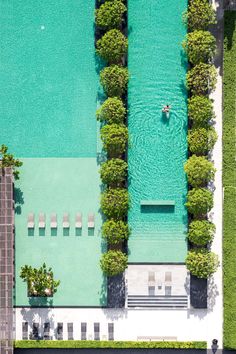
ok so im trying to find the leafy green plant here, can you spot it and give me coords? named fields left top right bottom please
left=186, top=63, right=217, bottom=95
left=0, top=144, right=23, bottom=179
left=183, top=0, right=216, bottom=31
left=100, top=65, right=129, bottom=97
left=100, top=250, right=128, bottom=276
left=188, top=220, right=215, bottom=246
left=100, top=158, right=127, bottom=186
left=185, top=188, right=213, bottom=216
left=14, top=340, right=207, bottom=349
left=183, top=30, right=216, bottom=64
left=186, top=248, right=219, bottom=278
left=188, top=127, right=217, bottom=155
left=20, top=263, right=60, bottom=296
left=188, top=96, right=214, bottom=127
left=95, top=0, right=127, bottom=30
left=100, top=124, right=128, bottom=157
left=101, top=188, right=129, bottom=219
left=96, top=29, right=128, bottom=64
left=96, top=97, right=126, bottom=124
left=102, top=219, right=130, bottom=244
left=184, top=155, right=216, bottom=187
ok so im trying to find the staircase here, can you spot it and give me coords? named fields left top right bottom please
left=127, top=295, right=188, bottom=309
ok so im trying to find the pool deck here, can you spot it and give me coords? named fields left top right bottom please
left=14, top=159, right=106, bottom=307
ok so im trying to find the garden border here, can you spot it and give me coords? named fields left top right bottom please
left=223, top=10, right=236, bottom=350
left=14, top=340, right=207, bottom=349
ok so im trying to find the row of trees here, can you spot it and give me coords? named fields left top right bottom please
left=183, top=0, right=219, bottom=278
left=95, top=0, right=129, bottom=276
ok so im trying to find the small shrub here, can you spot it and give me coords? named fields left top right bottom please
left=188, top=96, right=214, bottom=127
left=184, top=155, right=216, bottom=187
left=185, top=188, right=213, bottom=216
left=183, top=30, right=216, bottom=65
left=100, top=158, right=127, bottom=186
left=101, top=188, right=129, bottom=219
left=184, top=0, right=216, bottom=31
left=100, top=65, right=129, bottom=97
left=0, top=144, right=23, bottom=179
left=20, top=263, right=60, bottom=296
left=95, top=0, right=127, bottom=30
left=100, top=250, right=128, bottom=276
left=188, top=220, right=215, bottom=246
left=102, top=219, right=130, bottom=244
left=96, top=29, right=128, bottom=64
left=96, top=97, right=126, bottom=124
left=188, top=127, right=217, bottom=155
left=186, top=63, right=217, bottom=95
left=186, top=248, right=219, bottom=278
left=100, top=124, right=128, bottom=157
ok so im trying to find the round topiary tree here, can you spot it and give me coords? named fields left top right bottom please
left=102, top=219, right=130, bottom=245
left=101, top=188, right=129, bottom=219
left=188, top=127, right=217, bottom=155
left=188, top=96, right=214, bottom=127
left=100, top=65, right=129, bottom=97
left=185, top=249, right=219, bottom=278
left=100, top=250, right=128, bottom=276
left=96, top=97, right=126, bottom=124
left=185, top=188, right=213, bottom=216
left=100, top=158, right=127, bottom=186
left=188, top=220, right=215, bottom=246
left=183, top=0, right=216, bottom=31
left=95, top=0, right=127, bottom=30
left=183, top=30, right=216, bottom=65
left=186, top=63, right=217, bottom=95
left=96, top=29, right=128, bottom=64
left=184, top=155, right=216, bottom=187
left=100, top=124, right=128, bottom=157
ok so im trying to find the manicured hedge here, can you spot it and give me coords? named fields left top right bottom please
left=14, top=340, right=207, bottom=349
left=184, top=0, right=218, bottom=280
left=223, top=11, right=236, bottom=350
left=96, top=0, right=129, bottom=277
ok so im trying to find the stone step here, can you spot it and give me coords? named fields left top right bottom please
left=127, top=295, right=188, bottom=308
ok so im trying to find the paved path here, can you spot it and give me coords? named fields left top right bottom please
left=206, top=0, right=224, bottom=349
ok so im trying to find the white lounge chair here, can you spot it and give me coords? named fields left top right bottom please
left=27, top=213, right=35, bottom=228
left=88, top=213, right=95, bottom=229
left=165, top=271, right=172, bottom=286
left=75, top=213, right=82, bottom=228
left=63, top=213, right=69, bottom=228
left=38, top=213, right=45, bottom=228
left=50, top=213, right=57, bottom=228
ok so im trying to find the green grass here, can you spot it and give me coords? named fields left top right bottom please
left=223, top=11, right=236, bottom=350
left=14, top=340, right=207, bottom=349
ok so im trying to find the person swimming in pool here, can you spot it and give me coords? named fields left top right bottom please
left=162, top=104, right=171, bottom=113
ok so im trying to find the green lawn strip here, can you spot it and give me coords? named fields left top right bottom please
left=223, top=11, right=236, bottom=350
left=14, top=340, right=207, bottom=349
left=223, top=188, right=236, bottom=349
left=223, top=11, right=236, bottom=188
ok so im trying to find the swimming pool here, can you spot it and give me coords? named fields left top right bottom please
left=0, top=0, right=98, bottom=157
left=128, top=0, right=188, bottom=263
left=1, top=0, right=106, bottom=306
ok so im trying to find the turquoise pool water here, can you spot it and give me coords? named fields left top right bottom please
left=1, top=0, right=106, bottom=306
left=0, top=0, right=98, bottom=157
left=128, top=0, right=188, bottom=262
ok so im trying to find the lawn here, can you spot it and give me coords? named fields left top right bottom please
left=223, top=11, right=236, bottom=350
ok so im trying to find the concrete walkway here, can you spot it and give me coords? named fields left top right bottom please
left=206, top=0, right=224, bottom=349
